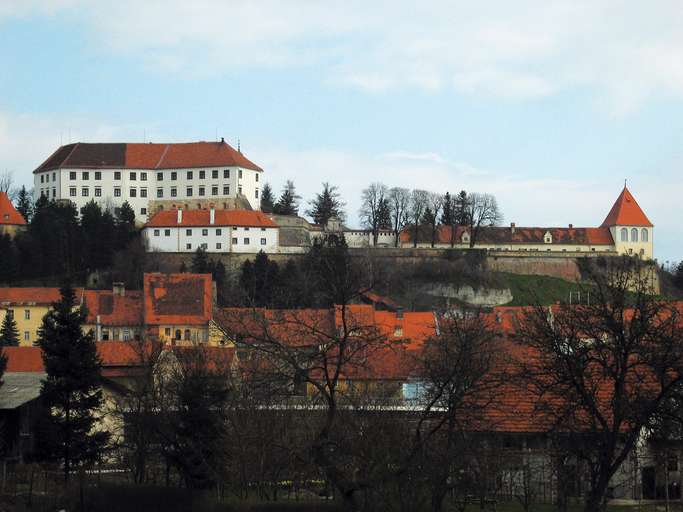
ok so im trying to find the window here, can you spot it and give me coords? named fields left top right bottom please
left=95, top=188, right=102, bottom=197
left=157, top=188, right=163, bottom=198
left=641, top=228, right=648, bottom=242
left=199, top=186, right=205, bottom=196
left=52, top=188, right=56, bottom=198
left=164, top=229, right=171, bottom=236
left=223, top=186, right=230, bottom=195
left=82, top=187, right=89, bottom=197
left=255, top=189, right=259, bottom=199
left=171, top=172, right=177, bottom=181
left=212, top=186, right=218, bottom=196
left=261, top=238, right=266, bottom=245
left=141, top=208, right=147, bottom=215
left=164, top=327, right=171, bottom=336
left=186, top=229, right=192, bottom=236
left=238, top=169, right=243, bottom=179
left=122, top=328, right=131, bottom=341
left=631, top=228, right=638, bottom=242
left=255, top=173, right=259, bottom=182
left=244, top=237, right=250, bottom=244
left=70, top=171, right=77, bottom=180
left=40, top=175, right=44, bottom=183
left=102, top=329, right=110, bottom=341
left=157, top=172, right=163, bottom=181
left=224, top=169, right=230, bottom=178
left=95, top=171, right=101, bottom=180
left=24, top=331, right=30, bottom=342
left=82, top=171, right=89, bottom=180
left=140, top=188, right=147, bottom=198
left=212, top=170, right=218, bottom=179
left=238, top=186, right=242, bottom=195
left=202, top=229, right=208, bottom=236
left=130, top=188, right=137, bottom=197
left=232, top=237, right=238, bottom=244
left=70, top=187, right=77, bottom=197
left=52, top=172, right=56, bottom=181
left=199, top=170, right=205, bottom=179
left=216, top=243, right=222, bottom=249
left=244, top=227, right=250, bottom=231
left=216, top=229, right=222, bottom=235
left=620, top=228, right=628, bottom=242
left=201, top=243, right=207, bottom=249
left=154, top=229, right=160, bottom=236
left=141, top=172, right=147, bottom=181
left=261, top=227, right=266, bottom=232
left=130, top=172, right=137, bottom=181
left=186, top=242, right=192, bottom=250
left=186, top=187, right=193, bottom=196
left=24, top=310, right=30, bottom=320
left=175, top=329, right=181, bottom=340
left=187, top=171, right=193, bottom=179
left=184, top=329, right=191, bottom=341
left=171, top=188, right=177, bottom=197
left=114, top=171, right=121, bottom=180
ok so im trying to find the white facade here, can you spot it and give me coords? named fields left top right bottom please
left=34, top=165, right=261, bottom=223
left=610, top=226, right=653, bottom=259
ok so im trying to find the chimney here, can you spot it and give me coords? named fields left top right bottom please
left=177, top=209, right=183, bottom=224
left=220, top=137, right=225, bottom=143
left=112, top=282, right=125, bottom=297
left=210, top=208, right=215, bottom=225
left=396, top=307, right=404, bottom=320
left=510, top=222, right=516, bottom=234
left=569, top=223, right=573, bottom=229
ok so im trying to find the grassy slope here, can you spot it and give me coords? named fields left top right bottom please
left=498, top=272, right=584, bottom=307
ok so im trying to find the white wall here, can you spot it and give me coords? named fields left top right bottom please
left=144, top=225, right=279, bottom=253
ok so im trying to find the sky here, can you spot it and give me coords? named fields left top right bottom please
left=1, top=1, right=682, bottom=262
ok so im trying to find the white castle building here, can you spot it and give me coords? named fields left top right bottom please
left=33, top=140, right=263, bottom=223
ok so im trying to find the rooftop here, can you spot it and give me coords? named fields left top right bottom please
left=601, top=186, right=653, bottom=227
left=145, top=209, right=277, bottom=229
left=0, top=192, right=27, bottom=226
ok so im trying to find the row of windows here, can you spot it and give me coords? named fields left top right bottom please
left=155, top=169, right=254, bottom=181
left=153, top=228, right=268, bottom=236
left=39, top=172, right=57, bottom=183
left=184, top=238, right=268, bottom=250
left=58, top=168, right=256, bottom=182
left=620, top=228, right=649, bottom=243
left=69, top=171, right=112, bottom=181
left=5, top=309, right=31, bottom=320
left=155, top=186, right=257, bottom=199
left=69, top=187, right=150, bottom=198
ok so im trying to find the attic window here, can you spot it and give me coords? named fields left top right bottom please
left=544, top=231, right=552, bottom=244
left=394, top=325, right=403, bottom=337
left=461, top=232, right=470, bottom=243
left=3, top=214, right=8, bottom=220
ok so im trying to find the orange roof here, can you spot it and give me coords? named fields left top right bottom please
left=145, top=209, right=277, bottom=228
left=4, top=347, right=44, bottom=372
left=601, top=186, right=653, bottom=227
left=83, top=290, right=144, bottom=326
left=0, top=287, right=90, bottom=306
left=0, top=192, right=27, bottom=226
left=34, top=141, right=263, bottom=173
left=144, top=273, right=213, bottom=326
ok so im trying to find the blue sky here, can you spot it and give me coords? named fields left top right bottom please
left=1, top=1, right=682, bottom=262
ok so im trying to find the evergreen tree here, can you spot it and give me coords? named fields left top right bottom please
left=306, top=182, right=346, bottom=226
left=441, top=192, right=454, bottom=226
left=37, top=282, right=109, bottom=482
left=191, top=247, right=210, bottom=273
left=81, top=200, right=116, bottom=270
left=0, top=233, right=17, bottom=284
left=454, top=190, right=470, bottom=225
left=116, top=201, right=137, bottom=247
left=260, top=183, right=275, bottom=213
left=0, top=314, right=19, bottom=347
left=179, top=261, right=188, bottom=273
left=377, top=197, right=392, bottom=230
left=15, top=186, right=33, bottom=222
left=239, top=251, right=280, bottom=307
left=421, top=206, right=435, bottom=227
left=273, top=180, right=301, bottom=216
left=675, top=261, right=683, bottom=290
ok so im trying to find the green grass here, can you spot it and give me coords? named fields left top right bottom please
left=497, top=273, right=584, bottom=307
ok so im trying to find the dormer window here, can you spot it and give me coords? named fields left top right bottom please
left=544, top=231, right=553, bottom=244
left=461, top=232, right=470, bottom=244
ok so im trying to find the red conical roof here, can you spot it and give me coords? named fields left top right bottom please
left=0, top=192, right=27, bottom=226
left=601, top=186, right=652, bottom=227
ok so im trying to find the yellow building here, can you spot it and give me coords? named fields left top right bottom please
left=0, top=288, right=61, bottom=345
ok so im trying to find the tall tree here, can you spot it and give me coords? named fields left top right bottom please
left=408, top=189, right=429, bottom=248
left=426, top=192, right=444, bottom=248
left=0, top=172, right=12, bottom=195
left=377, top=197, right=392, bottom=231
left=81, top=200, right=115, bottom=270
left=388, top=187, right=410, bottom=248
left=0, top=313, right=19, bottom=347
left=239, top=251, right=280, bottom=307
left=116, top=201, right=137, bottom=247
left=359, top=182, right=388, bottom=246
left=273, top=180, right=301, bottom=216
left=191, top=247, right=210, bottom=274
left=454, top=190, right=469, bottom=225
left=14, top=186, right=33, bottom=222
left=306, top=182, right=346, bottom=226
left=260, top=183, right=275, bottom=213
left=464, top=192, right=502, bottom=248
left=0, top=233, right=17, bottom=284
left=441, top=192, right=454, bottom=226
left=37, top=282, right=109, bottom=483
left=674, top=261, right=683, bottom=290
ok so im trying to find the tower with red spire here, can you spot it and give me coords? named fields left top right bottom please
left=601, top=186, right=653, bottom=259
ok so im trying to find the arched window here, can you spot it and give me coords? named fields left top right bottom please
left=620, top=228, right=628, bottom=242
left=641, top=228, right=648, bottom=242
left=631, top=228, right=638, bottom=242
left=184, top=329, right=191, bottom=341
left=174, top=330, right=181, bottom=340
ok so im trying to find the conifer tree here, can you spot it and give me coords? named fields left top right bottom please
left=260, top=183, right=275, bottom=213
left=0, top=314, right=19, bottom=347
left=441, top=192, right=454, bottom=226
left=273, top=180, right=301, bottom=216
left=37, top=282, right=109, bottom=483
left=306, top=182, right=346, bottom=226
left=191, top=247, right=210, bottom=273
left=15, top=186, right=33, bottom=223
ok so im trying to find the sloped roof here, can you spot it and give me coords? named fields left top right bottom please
left=82, top=290, right=144, bottom=326
left=34, top=141, right=262, bottom=173
left=0, top=192, right=27, bottom=226
left=0, top=373, right=45, bottom=409
left=144, top=273, right=213, bottom=326
left=601, top=186, right=653, bottom=227
left=145, top=209, right=277, bottom=228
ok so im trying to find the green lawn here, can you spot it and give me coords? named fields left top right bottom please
left=497, top=273, right=584, bottom=306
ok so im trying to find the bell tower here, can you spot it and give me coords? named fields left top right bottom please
left=601, top=186, right=653, bottom=259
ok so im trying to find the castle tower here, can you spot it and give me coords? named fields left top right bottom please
left=601, top=186, right=653, bottom=259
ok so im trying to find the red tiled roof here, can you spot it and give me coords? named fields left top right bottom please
left=601, top=186, right=653, bottom=227
left=83, top=290, right=144, bottom=326
left=0, top=192, right=27, bottom=226
left=0, top=287, right=90, bottom=306
left=145, top=209, right=277, bottom=228
left=144, top=273, right=213, bottom=326
left=4, top=347, right=44, bottom=372
left=34, top=141, right=262, bottom=173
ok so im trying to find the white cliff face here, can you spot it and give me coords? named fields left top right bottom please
left=423, top=284, right=513, bottom=307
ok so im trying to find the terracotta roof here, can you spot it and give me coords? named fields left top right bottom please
left=0, top=287, right=86, bottom=306
left=0, top=192, right=27, bottom=226
left=34, top=141, right=262, bottom=173
left=83, top=290, right=144, bottom=326
left=601, top=186, right=653, bottom=227
left=145, top=209, right=277, bottom=228
left=4, top=347, right=44, bottom=372
left=144, top=273, right=213, bottom=326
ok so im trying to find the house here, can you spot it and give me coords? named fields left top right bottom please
left=0, top=192, right=27, bottom=238
left=0, top=287, right=64, bottom=346
left=33, top=140, right=263, bottom=223
left=143, top=208, right=279, bottom=253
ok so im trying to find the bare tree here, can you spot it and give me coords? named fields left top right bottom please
left=427, top=192, right=444, bottom=248
left=359, top=183, right=389, bottom=246
left=388, top=187, right=410, bottom=247
left=464, top=192, right=502, bottom=248
left=408, top=189, right=429, bottom=248
left=0, top=172, right=12, bottom=195
left=517, top=257, right=683, bottom=512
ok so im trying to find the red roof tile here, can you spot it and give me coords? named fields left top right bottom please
left=83, top=290, right=144, bottom=326
left=0, top=192, right=27, bottom=226
left=0, top=287, right=89, bottom=306
left=144, top=273, right=213, bottom=326
left=4, top=347, right=44, bottom=372
left=145, top=209, right=277, bottom=228
left=601, top=186, right=653, bottom=227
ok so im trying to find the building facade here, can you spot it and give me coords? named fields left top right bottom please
left=0, top=191, right=27, bottom=238
left=33, top=140, right=263, bottom=223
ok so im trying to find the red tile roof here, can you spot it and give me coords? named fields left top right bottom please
left=34, top=141, right=262, bottom=173
left=145, top=209, right=277, bottom=228
left=601, top=186, right=653, bottom=227
left=83, top=290, right=144, bottom=326
left=144, top=273, right=213, bottom=326
left=0, top=192, right=27, bottom=226
left=4, top=347, right=44, bottom=372
left=0, top=287, right=86, bottom=306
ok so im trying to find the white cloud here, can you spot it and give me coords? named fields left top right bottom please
left=8, top=1, right=683, bottom=113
